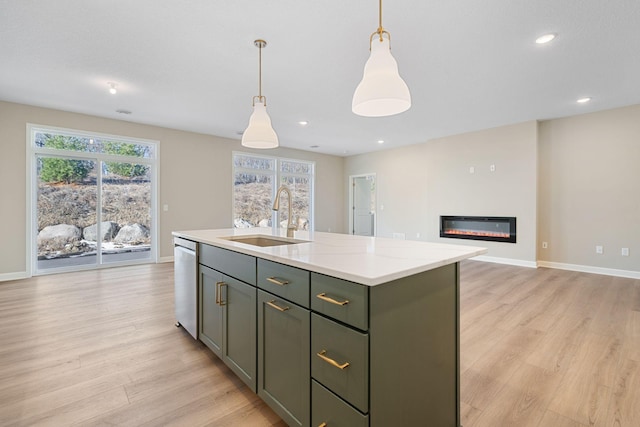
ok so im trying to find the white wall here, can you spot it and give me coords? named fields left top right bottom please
left=345, top=105, right=640, bottom=276
left=0, top=101, right=345, bottom=279
left=3, top=100, right=638, bottom=279
left=538, top=105, right=640, bottom=273
left=345, top=121, right=538, bottom=265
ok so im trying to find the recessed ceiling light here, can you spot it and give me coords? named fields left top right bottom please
left=107, top=82, right=117, bottom=94
left=298, top=121, right=309, bottom=126
left=535, top=33, right=556, bottom=44
left=577, top=97, right=592, bottom=104
left=377, top=140, right=384, bottom=144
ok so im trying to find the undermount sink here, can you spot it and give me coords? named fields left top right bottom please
left=220, top=235, right=308, bottom=247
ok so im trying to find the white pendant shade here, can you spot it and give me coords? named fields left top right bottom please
left=352, top=36, right=411, bottom=117
left=241, top=101, right=279, bottom=149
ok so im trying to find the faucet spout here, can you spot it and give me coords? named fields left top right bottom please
left=273, top=185, right=296, bottom=238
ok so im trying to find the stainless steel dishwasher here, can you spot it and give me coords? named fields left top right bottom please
left=174, top=236, right=198, bottom=339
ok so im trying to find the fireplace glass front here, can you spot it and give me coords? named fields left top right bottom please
left=440, top=216, right=516, bottom=243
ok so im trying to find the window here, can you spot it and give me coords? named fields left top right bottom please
left=233, top=152, right=314, bottom=231
left=28, top=125, right=158, bottom=274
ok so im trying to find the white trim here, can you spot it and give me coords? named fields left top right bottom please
left=232, top=151, right=315, bottom=231
left=537, top=261, right=640, bottom=279
left=27, top=123, right=160, bottom=276
left=159, top=256, right=174, bottom=263
left=348, top=173, right=377, bottom=237
left=470, top=256, right=640, bottom=279
left=26, top=125, right=33, bottom=277
left=471, top=255, right=537, bottom=268
left=0, top=272, right=29, bottom=282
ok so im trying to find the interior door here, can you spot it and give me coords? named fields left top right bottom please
left=352, top=176, right=375, bottom=236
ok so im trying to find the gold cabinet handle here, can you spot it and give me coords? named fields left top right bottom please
left=316, top=350, right=350, bottom=370
left=216, top=281, right=226, bottom=306
left=316, top=293, right=349, bottom=306
left=266, top=300, right=289, bottom=312
left=267, top=277, right=289, bottom=286
left=318, top=423, right=327, bottom=427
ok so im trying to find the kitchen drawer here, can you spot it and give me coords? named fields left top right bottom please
left=311, top=273, right=368, bottom=330
left=311, top=313, right=369, bottom=413
left=200, top=244, right=256, bottom=285
left=312, top=380, right=368, bottom=427
left=258, top=259, right=310, bottom=308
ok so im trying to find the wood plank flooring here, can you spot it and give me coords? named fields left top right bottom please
left=460, top=262, right=640, bottom=427
left=0, top=261, right=638, bottom=426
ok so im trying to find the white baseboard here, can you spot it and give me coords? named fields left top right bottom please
left=537, top=261, right=640, bottom=279
left=159, top=256, right=174, bottom=263
left=471, top=256, right=640, bottom=279
left=471, top=255, right=537, bottom=268
left=0, top=271, right=29, bottom=282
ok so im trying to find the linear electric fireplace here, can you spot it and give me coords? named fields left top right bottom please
left=440, top=216, right=516, bottom=243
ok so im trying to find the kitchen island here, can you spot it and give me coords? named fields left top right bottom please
left=172, top=228, right=486, bottom=427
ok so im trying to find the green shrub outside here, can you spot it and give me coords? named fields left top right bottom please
left=103, top=142, right=149, bottom=178
left=39, top=135, right=93, bottom=183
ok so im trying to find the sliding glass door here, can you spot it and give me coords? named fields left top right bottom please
left=30, top=126, right=157, bottom=274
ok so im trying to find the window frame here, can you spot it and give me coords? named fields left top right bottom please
left=232, top=151, right=315, bottom=232
left=26, top=123, right=159, bottom=276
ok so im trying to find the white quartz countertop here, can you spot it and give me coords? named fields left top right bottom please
left=172, top=228, right=487, bottom=286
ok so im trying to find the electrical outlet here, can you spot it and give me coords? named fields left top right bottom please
left=542, top=242, right=548, bottom=249
left=416, top=233, right=421, bottom=239
left=596, top=245, right=603, bottom=254
left=622, top=248, right=630, bottom=256
left=163, top=204, right=169, bottom=212
left=469, top=166, right=475, bottom=174
left=490, top=164, right=496, bottom=172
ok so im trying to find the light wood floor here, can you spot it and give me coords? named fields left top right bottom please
left=0, top=261, right=638, bottom=426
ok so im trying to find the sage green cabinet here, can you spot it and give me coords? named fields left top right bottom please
left=312, top=380, right=369, bottom=427
left=196, top=242, right=461, bottom=427
left=220, top=275, right=256, bottom=390
left=199, top=252, right=257, bottom=392
left=257, top=290, right=310, bottom=427
left=258, top=259, right=310, bottom=307
left=199, top=265, right=223, bottom=356
left=311, top=313, right=369, bottom=413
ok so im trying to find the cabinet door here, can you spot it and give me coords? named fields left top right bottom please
left=199, top=265, right=223, bottom=357
left=221, top=275, right=257, bottom=392
left=257, top=290, right=310, bottom=427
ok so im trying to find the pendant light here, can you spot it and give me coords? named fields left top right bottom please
left=352, top=0, right=411, bottom=117
left=242, top=39, right=279, bottom=149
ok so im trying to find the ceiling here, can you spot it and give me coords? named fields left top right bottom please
left=1, top=1, right=639, bottom=157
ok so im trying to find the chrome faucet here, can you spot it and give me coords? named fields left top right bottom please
left=273, top=185, right=296, bottom=238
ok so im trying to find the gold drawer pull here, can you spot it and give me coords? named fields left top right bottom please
left=318, top=423, right=327, bottom=427
left=215, top=282, right=226, bottom=306
left=267, top=277, right=290, bottom=286
left=316, top=293, right=349, bottom=306
left=316, top=350, right=350, bottom=370
left=267, top=300, right=290, bottom=312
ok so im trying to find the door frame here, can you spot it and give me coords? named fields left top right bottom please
left=348, top=173, right=377, bottom=236
left=26, top=123, right=159, bottom=277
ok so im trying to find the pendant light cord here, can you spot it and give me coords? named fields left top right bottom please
left=258, top=42, right=262, bottom=99
left=370, top=0, right=389, bottom=46
left=252, top=39, right=267, bottom=106
left=377, top=0, right=384, bottom=41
